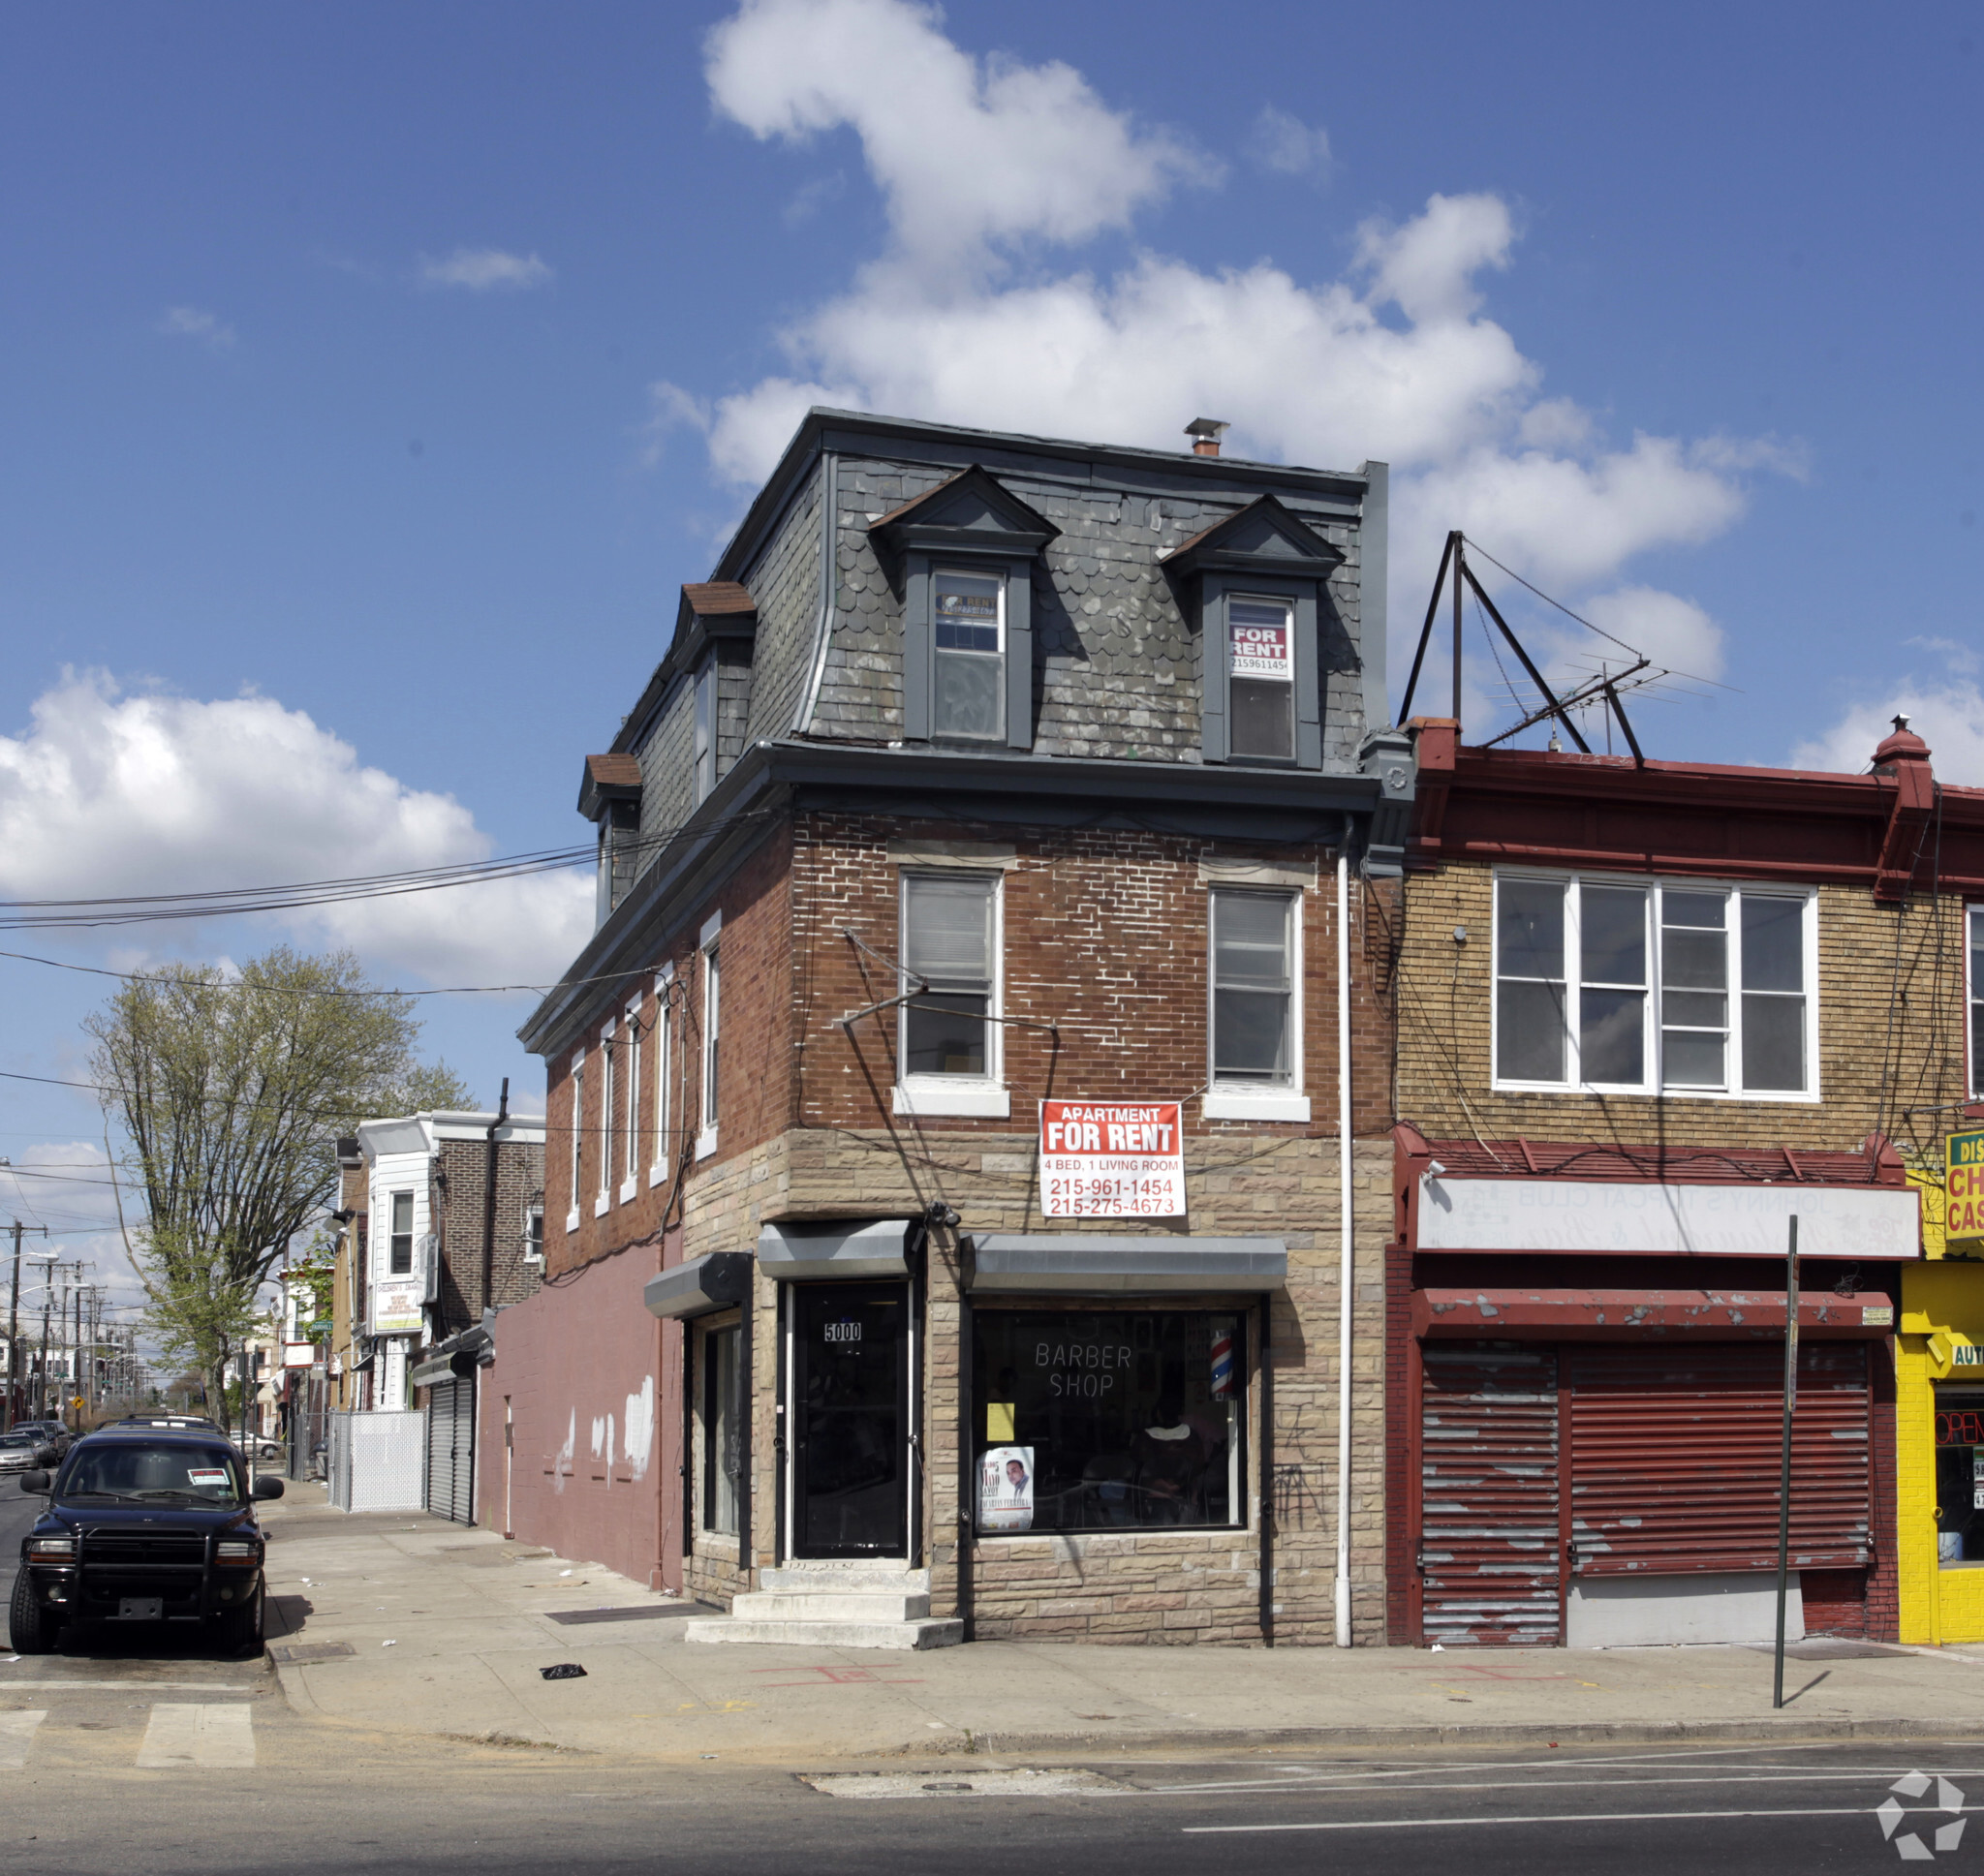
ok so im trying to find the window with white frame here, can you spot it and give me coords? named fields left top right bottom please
left=566, top=1052, right=584, bottom=1227
left=1494, top=872, right=1814, bottom=1095
left=598, top=1023, right=616, bottom=1212
left=651, top=980, right=673, bottom=1183
left=388, top=1191, right=415, bottom=1276
left=701, top=945, right=721, bottom=1136
left=932, top=569, right=1006, bottom=741
left=623, top=997, right=643, bottom=1197
left=1209, top=891, right=1297, bottom=1089
left=523, top=1200, right=544, bottom=1265
left=901, top=873, right=999, bottom=1080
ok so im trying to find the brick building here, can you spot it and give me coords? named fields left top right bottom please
left=505, top=408, right=1413, bottom=1644
left=1386, top=714, right=1984, bottom=1648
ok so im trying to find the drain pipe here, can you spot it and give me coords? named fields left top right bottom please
left=1334, top=823, right=1354, bottom=1648
left=480, top=1079, right=509, bottom=1317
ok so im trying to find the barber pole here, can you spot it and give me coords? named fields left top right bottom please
left=1210, top=1330, right=1234, bottom=1399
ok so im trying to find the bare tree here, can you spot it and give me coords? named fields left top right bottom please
left=89, top=946, right=472, bottom=1430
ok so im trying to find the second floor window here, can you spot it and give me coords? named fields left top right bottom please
left=652, top=993, right=673, bottom=1176
left=1210, top=891, right=1296, bottom=1087
left=568, top=1056, right=585, bottom=1217
left=388, top=1191, right=414, bottom=1276
left=523, top=1202, right=544, bottom=1265
left=932, top=569, right=1005, bottom=740
left=902, top=873, right=997, bottom=1078
left=1495, top=872, right=1814, bottom=1096
left=599, top=1028, right=617, bottom=1203
left=702, top=947, right=721, bottom=1131
left=624, top=1003, right=643, bottom=1190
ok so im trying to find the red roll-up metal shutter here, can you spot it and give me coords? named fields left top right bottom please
left=1420, top=1343, right=1562, bottom=1646
left=1566, top=1341, right=1869, bottom=1577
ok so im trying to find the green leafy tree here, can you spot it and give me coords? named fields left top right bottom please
left=88, top=946, right=473, bottom=1431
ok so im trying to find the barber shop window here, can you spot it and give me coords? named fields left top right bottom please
left=900, top=873, right=999, bottom=1081
left=972, top=1311, right=1245, bottom=1534
left=1494, top=872, right=1814, bottom=1097
left=1937, top=1387, right=1984, bottom=1566
left=932, top=569, right=1006, bottom=741
left=1226, top=598, right=1294, bottom=760
left=702, top=1321, right=741, bottom=1536
left=388, top=1192, right=414, bottom=1276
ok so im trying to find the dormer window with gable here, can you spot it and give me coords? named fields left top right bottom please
left=870, top=466, right=1058, bottom=750
left=1161, top=495, right=1347, bottom=771
left=577, top=753, right=643, bottom=927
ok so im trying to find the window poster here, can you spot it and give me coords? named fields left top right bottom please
left=1039, top=1099, right=1185, bottom=1218
left=978, top=1446, right=1035, bottom=1532
left=1227, top=609, right=1291, bottom=681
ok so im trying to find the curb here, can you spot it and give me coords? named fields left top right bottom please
left=915, top=1715, right=1984, bottom=1758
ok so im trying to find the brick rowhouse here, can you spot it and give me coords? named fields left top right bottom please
left=504, top=409, right=1411, bottom=1643
left=1387, top=714, right=1984, bottom=1648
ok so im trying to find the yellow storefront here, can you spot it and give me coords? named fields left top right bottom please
left=1899, top=1168, right=1984, bottom=1644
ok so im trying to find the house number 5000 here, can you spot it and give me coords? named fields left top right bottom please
left=824, top=1321, right=863, bottom=1343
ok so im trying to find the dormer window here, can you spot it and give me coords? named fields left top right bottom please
left=869, top=466, right=1058, bottom=751
left=693, top=659, right=717, bottom=802
left=1160, top=495, right=1347, bottom=772
left=933, top=569, right=1006, bottom=740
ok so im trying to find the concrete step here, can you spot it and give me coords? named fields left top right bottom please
left=729, top=1589, right=933, bottom=1622
left=759, top=1564, right=931, bottom=1594
left=684, top=1615, right=964, bottom=1651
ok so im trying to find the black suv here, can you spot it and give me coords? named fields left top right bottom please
left=10, top=1426, right=283, bottom=1654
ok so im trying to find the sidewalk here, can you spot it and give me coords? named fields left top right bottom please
left=261, top=1486, right=1984, bottom=1763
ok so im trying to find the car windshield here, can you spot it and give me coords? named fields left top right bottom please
left=0, top=1432, right=34, bottom=1449
left=58, top=1441, right=242, bottom=1505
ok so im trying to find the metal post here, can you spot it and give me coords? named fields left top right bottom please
left=1773, top=1215, right=1800, bottom=1709
left=5, top=1222, right=46, bottom=1429
left=1450, top=535, right=1465, bottom=721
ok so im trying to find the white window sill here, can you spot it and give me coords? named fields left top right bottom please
left=650, top=1161, right=669, bottom=1187
left=1202, top=1088, right=1311, bottom=1123
left=593, top=1191, right=610, bottom=1218
left=618, top=1177, right=638, bottom=1205
left=696, top=1127, right=719, bottom=1162
left=564, top=1207, right=581, bottom=1234
left=1491, top=1078, right=1821, bottom=1105
left=893, top=1078, right=1011, bottom=1119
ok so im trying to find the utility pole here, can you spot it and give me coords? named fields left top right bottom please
left=6, top=1218, right=48, bottom=1430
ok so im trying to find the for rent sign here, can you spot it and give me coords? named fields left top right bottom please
left=1039, top=1100, right=1185, bottom=1219
left=1949, top=1132, right=1984, bottom=1244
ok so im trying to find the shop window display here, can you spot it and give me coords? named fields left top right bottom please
left=973, top=1310, right=1244, bottom=1533
left=1936, top=1388, right=1984, bottom=1564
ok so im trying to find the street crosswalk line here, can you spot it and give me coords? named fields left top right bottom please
left=0, top=1709, right=46, bottom=1768
left=136, top=1703, right=256, bottom=1769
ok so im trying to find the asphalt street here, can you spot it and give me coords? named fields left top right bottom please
left=0, top=1478, right=1973, bottom=1871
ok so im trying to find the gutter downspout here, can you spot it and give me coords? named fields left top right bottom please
left=1335, top=823, right=1354, bottom=1648
left=481, top=1079, right=509, bottom=1319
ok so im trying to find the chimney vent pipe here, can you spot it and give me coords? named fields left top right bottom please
left=1185, top=417, right=1230, bottom=458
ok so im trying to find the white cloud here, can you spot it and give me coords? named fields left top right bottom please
left=0, top=672, right=591, bottom=986
left=693, top=0, right=1797, bottom=713
left=705, top=0, right=1211, bottom=274
left=157, top=306, right=235, bottom=352
left=1247, top=106, right=1332, bottom=183
left=1792, top=686, right=1984, bottom=784
left=418, top=248, right=554, bottom=292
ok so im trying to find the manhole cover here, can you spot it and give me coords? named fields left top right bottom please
left=804, top=1770, right=1126, bottom=1799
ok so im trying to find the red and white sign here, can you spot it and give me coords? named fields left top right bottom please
left=1039, top=1100, right=1185, bottom=1219
left=1228, top=616, right=1290, bottom=680
left=281, top=1342, right=315, bottom=1369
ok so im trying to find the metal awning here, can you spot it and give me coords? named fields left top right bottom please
left=643, top=1251, right=754, bottom=1320
left=757, top=1219, right=915, bottom=1282
left=409, top=1324, right=490, bottom=1390
left=965, top=1234, right=1286, bottom=1295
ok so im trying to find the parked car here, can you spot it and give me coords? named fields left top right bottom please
left=0, top=1430, right=50, bottom=1476
left=10, top=1425, right=284, bottom=1655
left=12, top=1421, right=71, bottom=1459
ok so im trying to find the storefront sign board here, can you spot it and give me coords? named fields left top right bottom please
left=1418, top=1177, right=1918, bottom=1258
left=1948, top=1133, right=1984, bottom=1244
left=1039, top=1100, right=1184, bottom=1219
left=282, top=1342, right=315, bottom=1369
left=369, top=1276, right=425, bottom=1336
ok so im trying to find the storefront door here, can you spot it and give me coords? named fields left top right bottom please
left=791, top=1283, right=908, bottom=1558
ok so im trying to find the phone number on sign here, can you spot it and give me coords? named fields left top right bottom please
left=1045, top=1178, right=1183, bottom=1216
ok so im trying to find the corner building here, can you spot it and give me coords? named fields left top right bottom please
left=1388, top=717, right=1984, bottom=1648
left=503, top=410, right=1410, bottom=1643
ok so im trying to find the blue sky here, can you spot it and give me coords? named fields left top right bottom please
left=1, top=0, right=1979, bottom=1316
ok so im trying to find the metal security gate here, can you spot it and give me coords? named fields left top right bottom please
left=1419, top=1345, right=1562, bottom=1646
left=1566, top=1342, right=1871, bottom=1577
left=424, top=1375, right=477, bottom=1524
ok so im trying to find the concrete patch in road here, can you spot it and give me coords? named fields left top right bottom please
left=803, top=1768, right=1129, bottom=1799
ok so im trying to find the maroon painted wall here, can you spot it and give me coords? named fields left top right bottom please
left=478, top=1243, right=684, bottom=1594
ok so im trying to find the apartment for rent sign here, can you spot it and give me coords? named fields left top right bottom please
left=1039, top=1100, right=1185, bottom=1219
